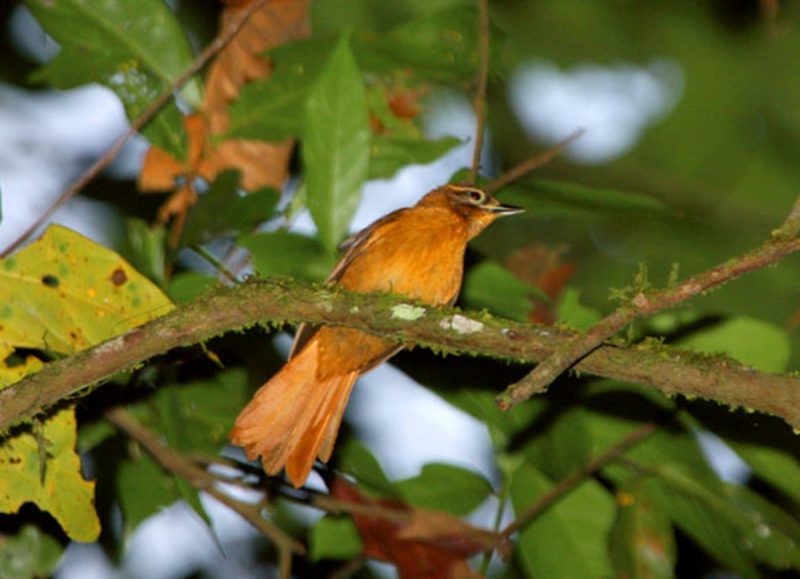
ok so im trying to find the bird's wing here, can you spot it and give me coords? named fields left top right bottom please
left=288, top=209, right=410, bottom=359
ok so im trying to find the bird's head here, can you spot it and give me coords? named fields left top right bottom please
left=417, top=184, right=524, bottom=239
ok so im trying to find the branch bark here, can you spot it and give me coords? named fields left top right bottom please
left=2, top=276, right=799, bottom=434
left=498, top=195, right=800, bottom=408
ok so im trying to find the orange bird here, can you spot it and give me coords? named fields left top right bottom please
left=231, top=184, right=523, bottom=487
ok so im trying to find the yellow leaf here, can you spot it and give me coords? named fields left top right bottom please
left=0, top=409, right=100, bottom=542
left=0, top=225, right=174, bottom=542
left=0, top=224, right=174, bottom=354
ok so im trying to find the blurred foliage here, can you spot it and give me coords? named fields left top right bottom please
left=0, top=0, right=798, bottom=577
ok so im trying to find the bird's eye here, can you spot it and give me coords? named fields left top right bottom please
left=465, top=189, right=486, bottom=204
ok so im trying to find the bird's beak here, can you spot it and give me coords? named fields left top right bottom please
left=488, top=203, right=524, bottom=216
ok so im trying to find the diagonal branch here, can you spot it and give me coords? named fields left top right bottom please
left=0, top=0, right=273, bottom=258
left=501, top=422, right=658, bottom=538
left=105, top=407, right=304, bottom=578
left=1, top=276, right=799, bottom=434
left=497, top=195, right=800, bottom=409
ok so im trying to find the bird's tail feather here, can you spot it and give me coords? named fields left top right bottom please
left=230, top=340, right=358, bottom=487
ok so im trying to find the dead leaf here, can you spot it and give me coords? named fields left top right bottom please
left=331, top=477, right=506, bottom=578
left=138, top=0, right=309, bottom=219
left=505, top=244, right=575, bottom=325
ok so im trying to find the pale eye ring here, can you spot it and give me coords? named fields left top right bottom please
left=466, top=189, right=486, bottom=204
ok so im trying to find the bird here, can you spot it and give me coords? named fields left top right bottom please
left=230, top=183, right=523, bottom=487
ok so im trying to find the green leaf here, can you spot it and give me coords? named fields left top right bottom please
left=510, top=462, right=615, bottom=578
left=724, top=484, right=800, bottom=571
left=499, top=179, right=673, bottom=220
left=302, top=35, right=371, bottom=252
left=686, top=406, right=800, bottom=517
left=337, top=439, right=398, bottom=498
left=648, top=465, right=759, bottom=578
left=153, top=369, right=250, bottom=456
left=353, top=7, right=480, bottom=83
left=25, top=0, right=200, bottom=157
left=0, top=524, right=62, bottom=579
left=523, top=405, right=593, bottom=480
left=396, top=463, right=494, bottom=516
left=312, top=0, right=471, bottom=35
left=180, top=171, right=279, bottom=248
left=0, top=225, right=174, bottom=360
left=226, top=37, right=335, bottom=141
left=677, top=316, right=790, bottom=372
left=462, top=261, right=541, bottom=322
left=240, top=231, right=335, bottom=283
left=584, top=383, right=717, bottom=488
left=117, top=451, right=180, bottom=531
left=369, top=135, right=461, bottom=180
left=309, top=516, right=364, bottom=561
left=0, top=408, right=100, bottom=542
left=609, top=478, right=676, bottom=579
left=166, top=272, right=217, bottom=305
left=440, top=388, right=541, bottom=450
left=122, top=218, right=167, bottom=288
left=557, top=288, right=602, bottom=331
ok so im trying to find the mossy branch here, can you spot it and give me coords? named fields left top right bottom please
left=1, top=276, right=799, bottom=433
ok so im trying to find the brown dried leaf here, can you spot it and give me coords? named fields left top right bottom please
left=330, top=477, right=505, bottom=579
left=138, top=0, right=309, bottom=209
left=505, top=244, right=576, bottom=324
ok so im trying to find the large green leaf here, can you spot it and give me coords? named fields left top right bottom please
left=396, top=463, right=494, bottom=516
left=336, top=439, right=399, bottom=498
left=240, top=231, right=335, bottom=283
left=510, top=462, right=615, bottom=578
left=303, top=35, right=371, bottom=252
left=226, top=37, right=335, bottom=142
left=461, top=261, right=540, bottom=322
left=353, top=7, right=480, bottom=83
left=25, top=0, right=200, bottom=157
left=676, top=316, right=790, bottom=373
left=608, top=478, right=676, bottom=579
left=499, top=178, right=673, bottom=220
left=309, top=516, right=363, bottom=561
left=368, top=135, right=461, bottom=180
left=117, top=450, right=181, bottom=532
left=152, top=369, right=250, bottom=456
left=650, top=464, right=799, bottom=577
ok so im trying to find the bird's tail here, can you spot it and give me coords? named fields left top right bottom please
left=230, top=339, right=358, bottom=487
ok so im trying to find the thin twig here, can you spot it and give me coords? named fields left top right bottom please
left=105, top=406, right=304, bottom=579
left=190, top=245, right=241, bottom=284
left=497, top=194, right=800, bottom=410
left=312, top=494, right=411, bottom=524
left=485, top=129, right=585, bottom=194
left=0, top=0, right=273, bottom=258
left=501, top=422, right=658, bottom=538
left=468, top=0, right=491, bottom=183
